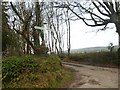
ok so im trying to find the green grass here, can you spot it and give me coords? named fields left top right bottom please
left=2, top=54, right=73, bottom=88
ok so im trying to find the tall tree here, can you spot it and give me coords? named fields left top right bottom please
left=10, top=2, right=34, bottom=54
left=33, top=2, right=44, bottom=48
left=43, top=2, right=65, bottom=55
left=2, top=3, right=9, bottom=53
left=2, top=2, right=19, bottom=55
left=10, top=2, right=49, bottom=55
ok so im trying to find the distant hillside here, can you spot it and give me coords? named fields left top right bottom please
left=65, top=46, right=119, bottom=53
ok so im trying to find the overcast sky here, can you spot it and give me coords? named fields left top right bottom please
left=63, top=20, right=118, bottom=50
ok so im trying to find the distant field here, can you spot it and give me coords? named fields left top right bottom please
left=64, top=46, right=119, bottom=53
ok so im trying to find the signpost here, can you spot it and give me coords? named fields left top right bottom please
left=34, top=26, right=52, bottom=54
left=34, top=26, right=53, bottom=31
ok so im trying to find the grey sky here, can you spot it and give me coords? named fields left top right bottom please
left=63, top=20, right=118, bottom=50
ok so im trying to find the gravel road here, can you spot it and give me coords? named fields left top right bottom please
left=62, top=62, right=118, bottom=88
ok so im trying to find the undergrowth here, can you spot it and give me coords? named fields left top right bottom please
left=64, top=51, right=119, bottom=66
left=2, top=55, right=73, bottom=88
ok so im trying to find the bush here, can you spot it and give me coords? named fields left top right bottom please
left=2, top=55, right=39, bottom=83
left=67, top=52, right=118, bottom=65
left=68, top=53, right=84, bottom=61
left=40, top=55, right=62, bottom=73
left=2, top=55, right=73, bottom=88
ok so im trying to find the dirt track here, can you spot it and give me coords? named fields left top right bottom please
left=62, top=62, right=118, bottom=88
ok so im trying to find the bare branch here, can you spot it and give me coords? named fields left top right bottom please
left=115, top=2, right=119, bottom=12
left=103, top=2, right=115, bottom=14
left=98, top=1, right=111, bottom=15
left=10, top=2, right=24, bottom=23
left=77, top=3, right=105, bottom=21
left=92, top=2, right=109, bottom=17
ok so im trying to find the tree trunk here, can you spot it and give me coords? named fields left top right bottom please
left=33, top=29, right=40, bottom=47
left=118, top=33, right=120, bottom=48
left=117, top=32, right=120, bottom=59
left=68, top=18, right=71, bottom=56
left=115, top=22, right=120, bottom=59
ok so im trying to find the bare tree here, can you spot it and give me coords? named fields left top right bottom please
left=43, top=2, right=66, bottom=55
left=108, top=43, right=114, bottom=52
left=66, top=9, right=71, bottom=56
left=5, top=2, right=71, bottom=56
left=54, top=0, right=120, bottom=56
left=10, top=2, right=34, bottom=54
left=10, top=2, right=49, bottom=55
left=2, top=2, right=20, bottom=55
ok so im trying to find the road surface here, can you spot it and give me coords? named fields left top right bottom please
left=62, top=62, right=118, bottom=88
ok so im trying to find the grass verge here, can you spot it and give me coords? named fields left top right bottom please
left=2, top=55, right=73, bottom=88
